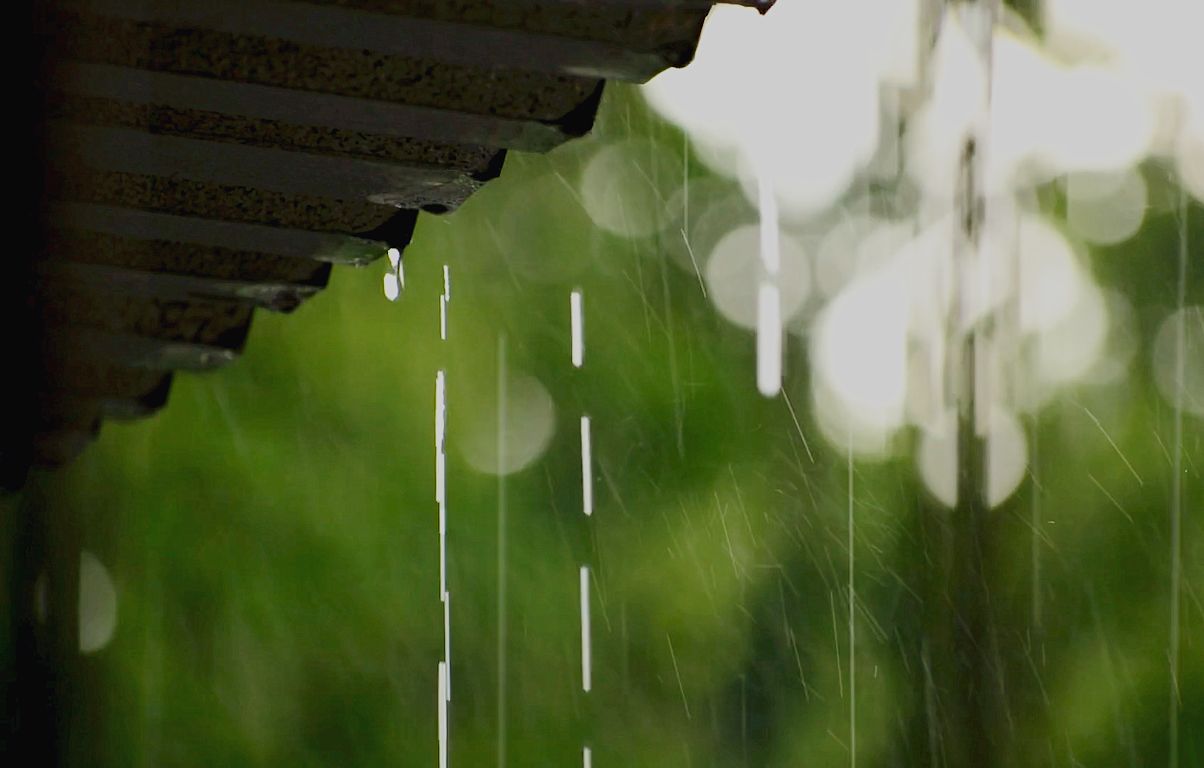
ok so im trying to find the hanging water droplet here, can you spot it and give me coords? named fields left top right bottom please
left=383, top=248, right=405, bottom=302
left=383, top=272, right=400, bottom=302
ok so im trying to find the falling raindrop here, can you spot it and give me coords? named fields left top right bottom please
left=580, top=416, right=593, bottom=518
left=570, top=291, right=584, bottom=369
left=440, top=265, right=450, bottom=340
left=437, top=661, right=448, bottom=768
left=580, top=565, right=592, bottom=693
left=664, top=177, right=756, bottom=279
left=756, top=171, right=783, bottom=397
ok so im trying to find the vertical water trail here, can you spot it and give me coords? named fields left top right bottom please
left=935, top=2, right=1003, bottom=763
left=571, top=291, right=584, bottom=369
left=667, top=633, right=691, bottom=720
left=1030, top=426, right=1042, bottom=633
left=756, top=171, right=782, bottom=397
left=436, top=368, right=451, bottom=700
left=581, top=565, right=592, bottom=693
left=682, top=132, right=689, bottom=237
left=581, top=417, right=594, bottom=518
left=140, top=541, right=164, bottom=768
left=440, top=265, right=451, bottom=340
left=572, top=291, right=594, bottom=759
left=438, top=661, right=447, bottom=768
left=1168, top=177, right=1188, bottom=768
left=658, top=250, right=686, bottom=458
left=496, top=335, right=508, bottom=768
left=435, top=259, right=452, bottom=766
left=437, top=372, right=446, bottom=598
left=847, top=428, right=856, bottom=768
left=443, top=593, right=452, bottom=702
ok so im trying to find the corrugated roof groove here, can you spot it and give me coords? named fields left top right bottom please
left=22, top=0, right=769, bottom=472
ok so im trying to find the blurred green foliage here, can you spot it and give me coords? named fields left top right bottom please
left=16, top=85, right=1204, bottom=767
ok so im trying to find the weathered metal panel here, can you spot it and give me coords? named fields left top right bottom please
left=24, top=0, right=764, bottom=469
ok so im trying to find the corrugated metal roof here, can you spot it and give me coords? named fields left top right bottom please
left=25, top=0, right=772, bottom=470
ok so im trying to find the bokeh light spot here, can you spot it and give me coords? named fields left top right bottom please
left=460, top=372, right=558, bottom=476
left=705, top=225, right=810, bottom=331
left=1066, top=169, right=1148, bottom=246
left=918, top=409, right=1028, bottom=508
left=1152, top=306, right=1204, bottom=418
left=80, top=551, right=118, bottom=654
left=580, top=139, right=681, bottom=239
